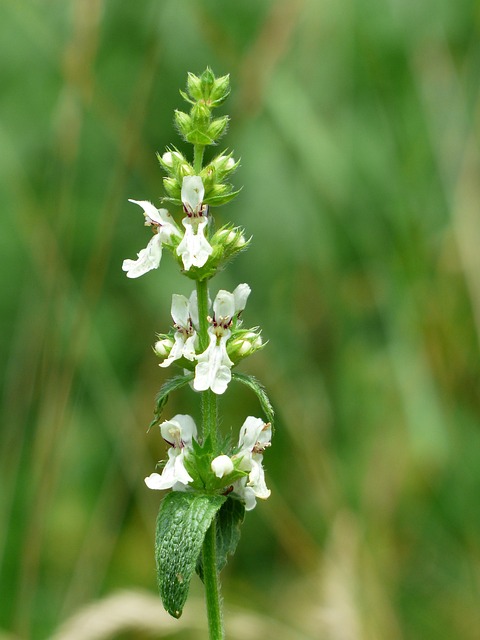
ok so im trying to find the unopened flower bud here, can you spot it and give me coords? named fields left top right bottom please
left=228, top=330, right=263, bottom=361
left=217, top=229, right=237, bottom=244
left=186, top=71, right=203, bottom=100
left=161, top=150, right=182, bottom=168
left=211, top=455, right=234, bottom=478
left=199, top=67, right=216, bottom=96
left=160, top=150, right=192, bottom=179
left=174, top=110, right=191, bottom=136
left=161, top=151, right=174, bottom=167
left=210, top=74, right=231, bottom=106
left=207, top=116, right=229, bottom=141
left=163, top=176, right=180, bottom=199
left=239, top=333, right=263, bottom=356
left=210, top=154, right=238, bottom=180
left=191, top=102, right=211, bottom=127
left=154, top=337, right=174, bottom=358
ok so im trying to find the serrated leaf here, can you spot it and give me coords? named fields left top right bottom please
left=231, top=372, right=275, bottom=426
left=196, top=497, right=245, bottom=581
left=155, top=492, right=226, bottom=618
left=149, top=373, right=194, bottom=430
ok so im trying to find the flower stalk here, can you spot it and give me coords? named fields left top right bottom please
left=123, top=68, right=274, bottom=638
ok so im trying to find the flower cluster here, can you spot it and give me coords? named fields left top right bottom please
left=154, top=281, right=261, bottom=395
left=145, top=414, right=271, bottom=511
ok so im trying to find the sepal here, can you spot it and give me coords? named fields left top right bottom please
left=207, top=116, right=229, bottom=142
left=173, top=110, right=192, bottom=139
left=201, top=152, right=239, bottom=188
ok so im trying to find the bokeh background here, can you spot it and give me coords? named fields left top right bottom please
left=1, top=0, right=480, bottom=638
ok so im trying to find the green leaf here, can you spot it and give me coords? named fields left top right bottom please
left=149, top=373, right=194, bottom=430
left=155, top=492, right=226, bottom=618
left=183, top=436, right=215, bottom=490
left=231, top=372, right=275, bottom=426
left=196, top=497, right=245, bottom=581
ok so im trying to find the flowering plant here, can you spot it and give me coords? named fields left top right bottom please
left=123, top=69, right=274, bottom=639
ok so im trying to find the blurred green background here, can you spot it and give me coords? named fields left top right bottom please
left=1, top=0, right=480, bottom=638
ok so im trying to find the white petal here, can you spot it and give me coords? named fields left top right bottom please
left=234, top=478, right=257, bottom=511
left=211, top=455, right=234, bottom=478
left=188, top=290, right=200, bottom=329
left=158, top=333, right=185, bottom=368
left=128, top=199, right=163, bottom=225
left=192, top=360, right=211, bottom=392
left=243, top=486, right=257, bottom=511
left=194, top=334, right=233, bottom=394
left=160, top=414, right=197, bottom=446
left=172, top=450, right=194, bottom=485
left=257, top=422, right=272, bottom=448
left=248, top=457, right=270, bottom=499
left=145, top=452, right=178, bottom=489
left=176, top=219, right=212, bottom=270
left=128, top=199, right=180, bottom=242
left=238, top=416, right=265, bottom=451
left=210, top=365, right=232, bottom=395
left=122, top=234, right=162, bottom=278
left=213, top=290, right=236, bottom=322
left=181, top=175, right=204, bottom=214
left=145, top=472, right=173, bottom=490
left=182, top=334, right=197, bottom=361
left=171, top=294, right=190, bottom=328
left=233, top=283, right=251, bottom=314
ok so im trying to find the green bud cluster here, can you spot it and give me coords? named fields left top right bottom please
left=175, top=67, right=230, bottom=147
left=160, top=68, right=240, bottom=208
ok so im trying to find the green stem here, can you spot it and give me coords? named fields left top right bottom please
left=196, top=266, right=223, bottom=640
left=193, top=144, right=204, bottom=174
left=196, top=278, right=210, bottom=352
left=202, top=520, right=224, bottom=639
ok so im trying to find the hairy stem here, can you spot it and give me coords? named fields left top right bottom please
left=194, top=155, right=224, bottom=640
left=202, top=520, right=224, bottom=640
left=193, top=144, right=204, bottom=174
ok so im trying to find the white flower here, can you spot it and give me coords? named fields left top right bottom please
left=144, top=414, right=197, bottom=491
left=176, top=176, right=213, bottom=270
left=193, top=331, right=233, bottom=395
left=193, top=284, right=251, bottom=394
left=122, top=200, right=180, bottom=278
left=211, top=455, right=234, bottom=478
left=182, top=175, right=204, bottom=214
left=159, top=291, right=199, bottom=368
left=233, top=416, right=271, bottom=510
